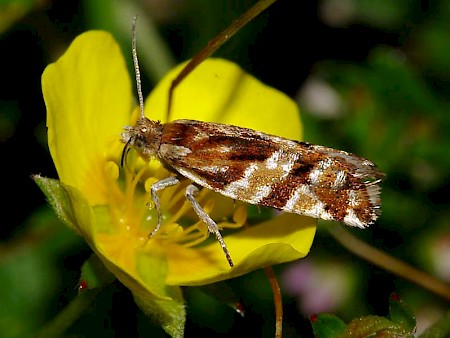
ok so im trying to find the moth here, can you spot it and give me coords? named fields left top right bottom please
left=121, top=4, right=384, bottom=267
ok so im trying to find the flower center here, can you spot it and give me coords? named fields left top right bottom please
left=103, top=151, right=247, bottom=252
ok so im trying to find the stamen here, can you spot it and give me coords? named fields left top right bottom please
left=160, top=182, right=187, bottom=210
left=124, top=161, right=148, bottom=214
left=105, top=161, right=120, bottom=181
left=183, top=221, right=209, bottom=238
left=164, top=199, right=194, bottom=226
left=233, top=205, right=248, bottom=227
left=104, top=161, right=123, bottom=202
left=176, top=221, right=209, bottom=247
left=181, top=232, right=209, bottom=248
left=111, top=146, right=241, bottom=253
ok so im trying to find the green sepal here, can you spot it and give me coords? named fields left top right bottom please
left=133, top=290, right=185, bottom=338
left=80, top=254, right=116, bottom=290
left=33, top=175, right=77, bottom=230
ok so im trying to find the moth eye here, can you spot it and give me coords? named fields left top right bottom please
left=134, top=136, right=146, bottom=149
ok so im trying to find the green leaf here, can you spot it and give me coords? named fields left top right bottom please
left=388, top=293, right=416, bottom=332
left=311, top=313, right=346, bottom=338
left=0, top=207, right=83, bottom=338
left=338, top=315, right=414, bottom=338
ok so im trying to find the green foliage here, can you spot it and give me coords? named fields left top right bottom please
left=312, top=294, right=417, bottom=338
left=0, top=207, right=83, bottom=338
left=311, top=314, right=346, bottom=338
left=389, top=293, right=416, bottom=332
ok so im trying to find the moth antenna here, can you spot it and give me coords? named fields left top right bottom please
left=132, top=15, right=145, bottom=119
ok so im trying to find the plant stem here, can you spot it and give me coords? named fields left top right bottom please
left=326, top=224, right=450, bottom=300
left=265, top=266, right=283, bottom=338
left=35, top=287, right=102, bottom=337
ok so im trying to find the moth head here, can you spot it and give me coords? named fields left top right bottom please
left=121, top=117, right=163, bottom=166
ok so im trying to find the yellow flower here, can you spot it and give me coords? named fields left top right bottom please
left=38, top=31, right=316, bottom=336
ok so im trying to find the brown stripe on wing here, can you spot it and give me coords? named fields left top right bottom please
left=258, top=160, right=318, bottom=210
left=258, top=155, right=367, bottom=224
left=205, top=134, right=277, bottom=162
left=272, top=152, right=381, bottom=226
left=188, top=165, right=247, bottom=190
left=306, top=159, right=350, bottom=221
left=161, top=120, right=277, bottom=159
left=160, top=120, right=278, bottom=190
left=306, top=148, right=383, bottom=225
left=310, top=186, right=349, bottom=221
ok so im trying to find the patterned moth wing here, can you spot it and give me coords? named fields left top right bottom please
left=158, top=119, right=384, bottom=228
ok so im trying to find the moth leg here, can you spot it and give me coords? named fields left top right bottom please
left=149, top=176, right=180, bottom=238
left=185, top=184, right=234, bottom=267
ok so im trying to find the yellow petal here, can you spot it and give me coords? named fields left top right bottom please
left=145, top=58, right=302, bottom=140
left=165, top=213, right=316, bottom=286
left=42, top=31, right=133, bottom=205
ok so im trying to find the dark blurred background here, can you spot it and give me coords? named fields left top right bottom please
left=1, top=0, right=449, bottom=337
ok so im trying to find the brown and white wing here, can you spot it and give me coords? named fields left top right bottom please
left=158, top=119, right=384, bottom=228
